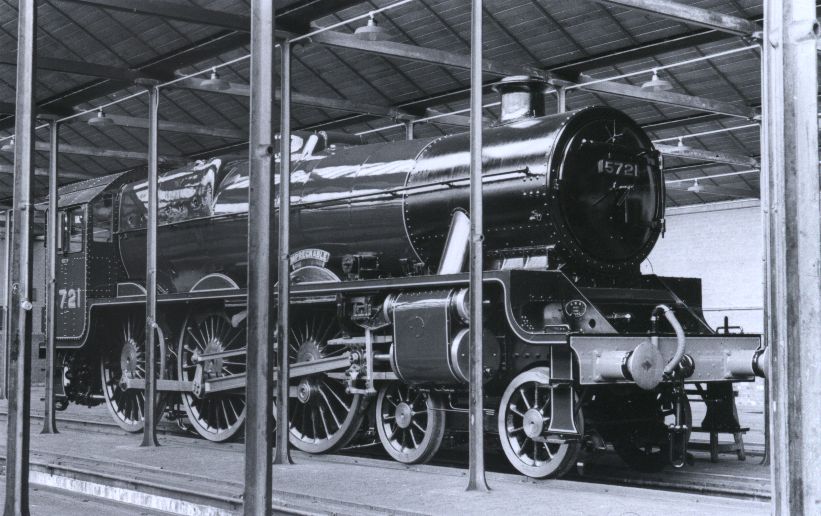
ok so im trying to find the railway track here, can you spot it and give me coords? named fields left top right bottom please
left=0, top=409, right=771, bottom=504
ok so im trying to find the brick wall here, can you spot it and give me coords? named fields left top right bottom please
left=642, top=199, right=765, bottom=409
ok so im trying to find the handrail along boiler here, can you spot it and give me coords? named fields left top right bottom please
left=48, top=76, right=766, bottom=478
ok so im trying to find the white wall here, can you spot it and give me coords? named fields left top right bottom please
left=643, top=199, right=764, bottom=334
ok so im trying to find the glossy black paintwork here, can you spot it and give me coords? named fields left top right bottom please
left=114, top=106, right=663, bottom=293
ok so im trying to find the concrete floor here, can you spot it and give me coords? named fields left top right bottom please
left=0, top=482, right=169, bottom=516
left=0, top=399, right=771, bottom=516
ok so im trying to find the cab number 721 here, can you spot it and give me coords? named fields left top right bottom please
left=58, top=288, right=80, bottom=309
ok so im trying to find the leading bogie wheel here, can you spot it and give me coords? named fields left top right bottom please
left=611, top=391, right=692, bottom=472
left=100, top=314, right=165, bottom=433
left=178, top=310, right=247, bottom=442
left=375, top=383, right=445, bottom=464
left=498, top=367, right=582, bottom=479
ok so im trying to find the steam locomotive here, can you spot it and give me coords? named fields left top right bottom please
left=50, top=76, right=765, bottom=478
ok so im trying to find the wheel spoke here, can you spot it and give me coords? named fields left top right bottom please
left=543, top=442, right=553, bottom=458
left=318, top=405, right=331, bottom=438
left=519, top=388, right=532, bottom=409
left=317, top=387, right=343, bottom=430
left=310, top=406, right=318, bottom=440
left=509, top=404, right=525, bottom=418
left=409, top=427, right=419, bottom=448
left=320, top=380, right=350, bottom=412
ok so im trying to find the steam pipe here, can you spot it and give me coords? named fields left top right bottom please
left=438, top=210, right=470, bottom=274
left=652, top=304, right=686, bottom=376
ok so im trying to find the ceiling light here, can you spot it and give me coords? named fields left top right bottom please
left=0, top=137, right=13, bottom=152
left=200, top=68, right=230, bottom=91
left=641, top=69, right=673, bottom=92
left=687, top=179, right=703, bottom=193
left=88, top=108, right=114, bottom=128
left=354, top=12, right=391, bottom=41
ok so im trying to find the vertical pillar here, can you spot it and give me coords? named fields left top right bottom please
left=764, top=0, right=821, bottom=513
left=244, top=1, right=275, bottom=514
left=141, top=82, right=160, bottom=447
left=556, top=86, right=567, bottom=114
left=4, top=0, right=36, bottom=513
left=466, top=0, right=489, bottom=493
left=405, top=120, right=414, bottom=140
left=41, top=119, right=59, bottom=434
left=0, top=209, right=11, bottom=400
left=760, top=0, right=782, bottom=471
left=273, top=40, right=293, bottom=466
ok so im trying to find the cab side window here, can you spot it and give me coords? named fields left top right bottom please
left=67, top=207, right=84, bottom=253
left=91, top=194, right=113, bottom=243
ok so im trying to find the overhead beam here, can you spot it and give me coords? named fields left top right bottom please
left=589, top=0, right=760, bottom=36
left=310, top=30, right=545, bottom=79
left=422, top=108, right=488, bottom=127
left=0, top=102, right=59, bottom=117
left=173, top=78, right=410, bottom=119
left=58, top=0, right=365, bottom=34
left=0, top=53, right=158, bottom=82
left=0, top=142, right=187, bottom=164
left=572, top=74, right=757, bottom=119
left=666, top=182, right=757, bottom=198
left=0, top=1, right=367, bottom=131
left=174, top=78, right=480, bottom=126
left=656, top=143, right=760, bottom=168
left=308, top=30, right=757, bottom=120
left=0, top=31, right=247, bottom=129
left=62, top=0, right=250, bottom=31
left=73, top=112, right=246, bottom=139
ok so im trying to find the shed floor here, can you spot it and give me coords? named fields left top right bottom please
left=0, top=394, right=770, bottom=516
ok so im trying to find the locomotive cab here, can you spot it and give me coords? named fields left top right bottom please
left=52, top=171, right=140, bottom=348
left=54, top=203, right=87, bottom=341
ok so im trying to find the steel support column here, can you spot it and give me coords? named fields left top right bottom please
left=244, top=1, right=275, bottom=513
left=764, top=0, right=821, bottom=513
left=0, top=209, right=11, bottom=400
left=760, top=0, right=784, bottom=472
left=4, top=0, right=36, bottom=513
left=556, top=86, right=567, bottom=113
left=274, top=40, right=293, bottom=466
left=466, top=0, right=489, bottom=493
left=140, top=82, right=160, bottom=448
left=41, top=119, right=59, bottom=435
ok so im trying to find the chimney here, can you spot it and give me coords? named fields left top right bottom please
left=493, top=75, right=547, bottom=123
